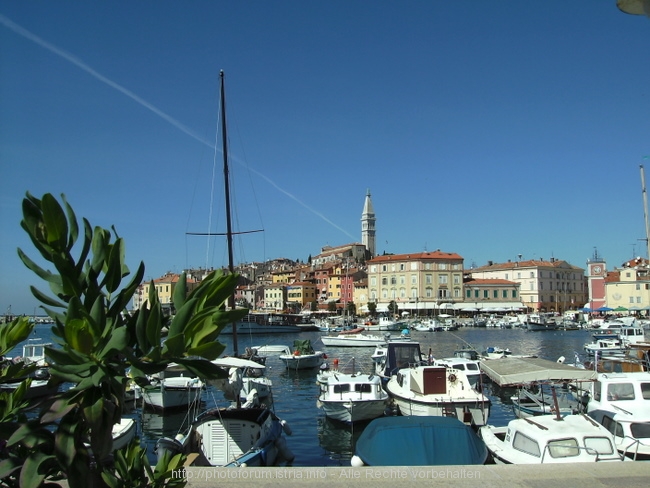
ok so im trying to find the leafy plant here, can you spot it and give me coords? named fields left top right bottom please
left=0, top=193, right=247, bottom=487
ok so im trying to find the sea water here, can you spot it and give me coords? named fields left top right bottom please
left=10, top=323, right=596, bottom=467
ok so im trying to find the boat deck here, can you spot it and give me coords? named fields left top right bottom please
left=479, top=357, right=597, bottom=386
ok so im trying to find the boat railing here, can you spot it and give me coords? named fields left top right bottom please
left=619, top=434, right=642, bottom=460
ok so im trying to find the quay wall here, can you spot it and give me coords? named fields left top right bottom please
left=175, top=463, right=649, bottom=487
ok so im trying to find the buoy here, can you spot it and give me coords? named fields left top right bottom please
left=350, top=455, right=365, bottom=467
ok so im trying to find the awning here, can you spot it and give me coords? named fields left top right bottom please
left=479, top=357, right=597, bottom=386
left=454, top=302, right=525, bottom=311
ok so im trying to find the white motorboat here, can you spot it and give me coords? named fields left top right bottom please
left=584, top=338, right=625, bottom=356
left=318, top=372, right=388, bottom=423
left=523, top=313, right=557, bottom=331
left=480, top=414, right=626, bottom=464
left=138, top=375, right=204, bottom=411
left=412, top=319, right=442, bottom=332
left=385, top=366, right=491, bottom=426
left=619, top=326, right=646, bottom=346
left=584, top=372, right=650, bottom=460
left=483, top=346, right=513, bottom=360
left=362, top=316, right=407, bottom=332
left=279, top=340, right=326, bottom=370
left=321, top=332, right=387, bottom=348
left=321, top=329, right=410, bottom=348
left=432, top=357, right=482, bottom=389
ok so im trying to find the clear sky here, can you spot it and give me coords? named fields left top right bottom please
left=1, top=1, right=649, bottom=315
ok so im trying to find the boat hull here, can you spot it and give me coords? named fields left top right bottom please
left=280, top=353, right=325, bottom=370
left=319, top=399, right=387, bottom=423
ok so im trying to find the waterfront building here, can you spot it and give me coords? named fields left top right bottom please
left=366, top=250, right=464, bottom=313
left=263, top=283, right=287, bottom=311
left=461, top=278, right=523, bottom=312
left=470, top=258, right=586, bottom=313
left=286, top=281, right=317, bottom=312
left=604, top=257, right=650, bottom=310
left=361, top=189, right=376, bottom=257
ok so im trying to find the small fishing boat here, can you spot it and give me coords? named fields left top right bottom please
left=138, top=375, right=204, bottom=411
left=385, top=365, right=491, bottom=426
left=320, top=332, right=387, bottom=348
left=584, top=338, right=626, bottom=356
left=480, top=414, right=626, bottom=464
left=157, top=407, right=294, bottom=467
left=318, top=372, right=388, bottom=423
left=279, top=340, right=326, bottom=370
left=350, top=416, right=488, bottom=466
left=584, top=371, right=650, bottom=459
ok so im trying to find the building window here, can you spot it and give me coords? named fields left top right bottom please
left=399, top=264, right=405, bottom=271
left=371, top=277, right=376, bottom=286
left=454, top=288, right=460, bottom=298
left=411, top=262, right=418, bottom=271
left=530, top=272, right=535, bottom=278
left=439, top=275, right=448, bottom=285
left=425, top=274, right=432, bottom=285
left=371, top=266, right=377, bottom=273
left=382, top=277, right=387, bottom=285
left=411, top=288, right=417, bottom=299
left=411, top=275, right=417, bottom=284
left=390, top=277, right=397, bottom=285
left=474, top=290, right=479, bottom=298
left=439, top=263, right=447, bottom=270
left=382, top=265, right=387, bottom=272
left=466, top=289, right=471, bottom=298
left=400, top=276, right=405, bottom=285
left=425, top=288, right=433, bottom=298
left=453, top=275, right=460, bottom=285
left=512, top=290, right=517, bottom=298
left=503, top=290, right=508, bottom=298
left=400, top=288, right=406, bottom=298
left=483, top=290, right=488, bottom=298
left=493, top=290, right=498, bottom=299
left=505, top=273, right=509, bottom=280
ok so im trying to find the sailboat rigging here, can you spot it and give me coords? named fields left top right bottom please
left=186, top=70, right=262, bottom=356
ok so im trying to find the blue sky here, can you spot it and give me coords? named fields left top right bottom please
left=1, top=2, right=649, bottom=315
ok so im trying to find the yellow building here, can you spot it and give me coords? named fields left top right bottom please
left=286, top=281, right=317, bottom=311
left=604, top=258, right=650, bottom=310
left=366, top=250, right=464, bottom=312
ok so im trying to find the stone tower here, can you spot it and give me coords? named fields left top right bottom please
left=361, top=189, right=376, bottom=257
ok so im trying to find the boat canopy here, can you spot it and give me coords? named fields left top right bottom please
left=480, top=357, right=597, bottom=386
left=354, top=416, right=487, bottom=466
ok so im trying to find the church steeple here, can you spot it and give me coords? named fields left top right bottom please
left=361, top=189, right=376, bottom=257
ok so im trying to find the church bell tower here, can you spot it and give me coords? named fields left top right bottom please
left=361, top=189, right=376, bottom=257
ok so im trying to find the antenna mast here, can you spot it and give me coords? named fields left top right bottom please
left=640, top=165, right=650, bottom=260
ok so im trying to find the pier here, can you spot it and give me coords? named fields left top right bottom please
left=177, top=463, right=649, bottom=487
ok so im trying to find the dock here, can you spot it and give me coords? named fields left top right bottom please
left=479, top=356, right=597, bottom=386
left=178, top=463, right=650, bottom=487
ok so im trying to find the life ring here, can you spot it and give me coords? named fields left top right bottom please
left=448, top=374, right=457, bottom=383
left=293, top=350, right=301, bottom=356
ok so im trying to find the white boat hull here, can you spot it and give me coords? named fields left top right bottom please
left=320, top=399, right=387, bottom=423
left=141, top=377, right=204, bottom=410
left=280, top=352, right=325, bottom=370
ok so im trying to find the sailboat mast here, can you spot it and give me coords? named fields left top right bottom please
left=220, top=70, right=238, bottom=356
left=640, top=165, right=650, bottom=261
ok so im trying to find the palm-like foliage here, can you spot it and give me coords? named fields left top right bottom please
left=0, top=193, right=247, bottom=487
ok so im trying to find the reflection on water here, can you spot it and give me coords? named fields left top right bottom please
left=317, top=417, right=366, bottom=466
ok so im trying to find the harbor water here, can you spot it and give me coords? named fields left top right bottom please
left=18, top=323, right=597, bottom=467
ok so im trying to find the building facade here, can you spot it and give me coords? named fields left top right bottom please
left=470, top=258, right=586, bottom=313
left=366, top=250, right=464, bottom=312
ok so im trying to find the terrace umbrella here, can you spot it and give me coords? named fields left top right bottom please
left=596, top=307, right=613, bottom=312
left=613, top=306, right=628, bottom=312
left=579, top=307, right=593, bottom=313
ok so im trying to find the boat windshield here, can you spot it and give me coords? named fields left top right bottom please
left=584, top=436, right=614, bottom=456
left=547, top=438, right=580, bottom=458
left=642, top=383, right=650, bottom=400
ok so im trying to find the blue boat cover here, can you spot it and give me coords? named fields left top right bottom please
left=354, top=416, right=487, bottom=466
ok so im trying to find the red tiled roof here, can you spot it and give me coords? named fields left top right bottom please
left=368, top=250, right=463, bottom=262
